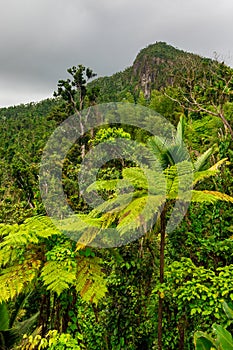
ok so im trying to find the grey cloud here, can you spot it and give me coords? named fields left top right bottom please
left=0, top=0, right=232, bottom=107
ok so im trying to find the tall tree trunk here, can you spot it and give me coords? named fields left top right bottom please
left=158, top=208, right=166, bottom=350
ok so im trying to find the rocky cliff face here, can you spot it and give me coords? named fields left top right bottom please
left=131, top=42, right=185, bottom=98
left=132, top=55, right=174, bottom=98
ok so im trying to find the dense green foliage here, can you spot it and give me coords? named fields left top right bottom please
left=0, top=42, right=233, bottom=349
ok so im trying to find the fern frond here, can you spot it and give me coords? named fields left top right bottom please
left=58, top=214, right=103, bottom=236
left=164, top=161, right=193, bottom=178
left=76, top=256, right=107, bottom=304
left=57, top=214, right=116, bottom=247
left=0, top=245, right=21, bottom=267
left=0, top=216, right=61, bottom=251
left=41, top=260, right=76, bottom=296
left=193, top=169, right=218, bottom=186
left=0, top=217, right=61, bottom=267
left=209, top=158, right=228, bottom=171
left=122, top=167, right=166, bottom=195
left=191, top=190, right=233, bottom=204
left=0, top=224, right=36, bottom=248
left=88, top=191, right=142, bottom=217
left=0, top=260, right=41, bottom=303
left=117, top=196, right=148, bottom=229
left=193, top=148, right=213, bottom=171
left=117, top=195, right=164, bottom=236
left=75, top=226, right=102, bottom=249
left=122, top=168, right=148, bottom=190
left=86, top=179, right=119, bottom=192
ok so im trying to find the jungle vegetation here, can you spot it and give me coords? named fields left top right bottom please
left=0, top=42, right=233, bottom=350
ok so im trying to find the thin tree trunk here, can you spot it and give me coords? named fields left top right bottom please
left=158, top=208, right=166, bottom=350
left=178, top=316, right=185, bottom=350
left=219, top=112, right=233, bottom=139
left=70, top=96, right=86, bottom=159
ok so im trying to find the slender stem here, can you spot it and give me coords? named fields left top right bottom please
left=158, top=208, right=166, bottom=350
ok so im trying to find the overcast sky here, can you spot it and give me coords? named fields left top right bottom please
left=0, top=0, right=233, bottom=107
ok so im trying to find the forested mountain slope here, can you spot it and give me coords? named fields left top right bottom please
left=1, top=42, right=233, bottom=350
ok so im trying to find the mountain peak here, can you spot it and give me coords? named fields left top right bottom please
left=132, top=42, right=190, bottom=97
left=134, top=41, right=185, bottom=63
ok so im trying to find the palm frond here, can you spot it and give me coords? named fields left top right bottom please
left=0, top=328, right=20, bottom=349
left=166, top=144, right=190, bottom=164
left=175, top=115, right=185, bottom=145
left=15, top=312, right=39, bottom=337
left=147, top=136, right=170, bottom=169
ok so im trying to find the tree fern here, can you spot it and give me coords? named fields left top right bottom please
left=76, top=115, right=233, bottom=350
left=0, top=215, right=107, bottom=305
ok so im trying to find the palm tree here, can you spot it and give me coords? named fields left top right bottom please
left=146, top=116, right=233, bottom=350
left=84, top=116, right=233, bottom=350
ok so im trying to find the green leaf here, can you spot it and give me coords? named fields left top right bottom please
left=222, top=301, right=233, bottom=320
left=0, top=302, right=10, bottom=331
left=175, top=116, right=185, bottom=144
left=213, top=323, right=233, bottom=350
left=194, top=331, right=216, bottom=350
